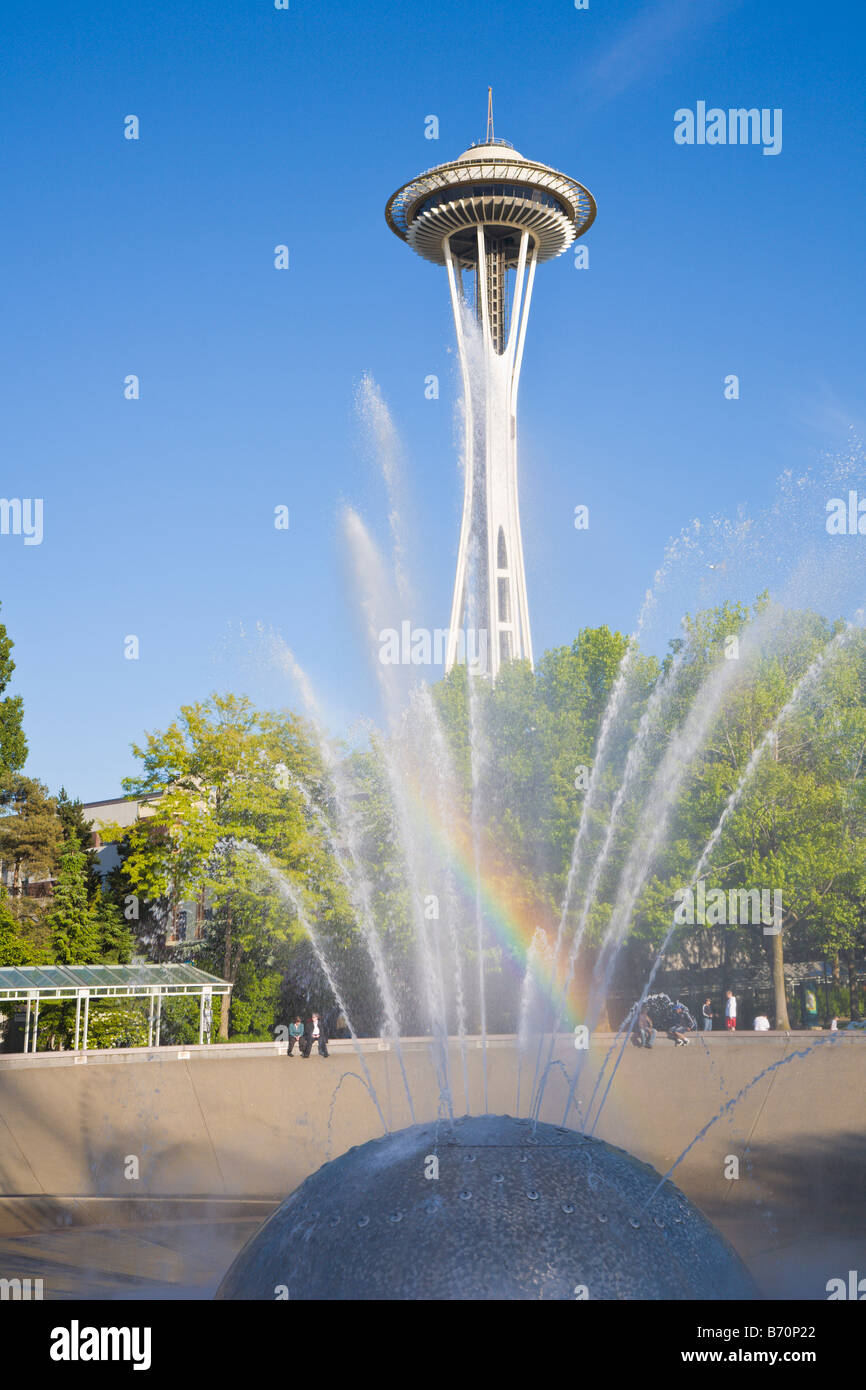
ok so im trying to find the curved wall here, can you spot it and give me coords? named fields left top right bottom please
left=0, top=1033, right=862, bottom=1297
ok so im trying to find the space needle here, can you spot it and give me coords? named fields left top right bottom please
left=386, top=93, right=596, bottom=680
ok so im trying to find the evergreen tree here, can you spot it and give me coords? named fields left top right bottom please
left=0, top=775, right=62, bottom=894
left=47, top=836, right=101, bottom=964
left=92, top=889, right=134, bottom=963
left=56, top=788, right=99, bottom=893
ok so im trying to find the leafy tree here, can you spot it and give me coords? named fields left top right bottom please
left=89, top=611, right=866, bottom=1041
left=229, top=960, right=283, bottom=1040
left=0, top=887, right=41, bottom=966
left=36, top=1000, right=148, bottom=1051
left=84, top=1005, right=148, bottom=1049
left=622, top=608, right=866, bottom=1028
left=0, top=602, right=27, bottom=776
left=103, top=694, right=350, bottom=1039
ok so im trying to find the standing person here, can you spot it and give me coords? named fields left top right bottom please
left=287, top=1015, right=304, bottom=1056
left=702, top=998, right=714, bottom=1032
left=725, top=990, right=737, bottom=1031
left=303, top=1011, right=329, bottom=1058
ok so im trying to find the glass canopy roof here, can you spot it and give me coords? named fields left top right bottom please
left=0, top=963, right=231, bottom=1000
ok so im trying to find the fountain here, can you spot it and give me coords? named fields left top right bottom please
left=216, top=1115, right=757, bottom=1301
left=214, top=126, right=866, bottom=1297
left=214, top=398, right=866, bottom=1298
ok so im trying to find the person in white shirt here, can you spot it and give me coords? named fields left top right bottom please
left=753, top=1014, right=770, bottom=1031
left=725, top=990, right=737, bottom=1031
left=302, top=1011, right=329, bottom=1058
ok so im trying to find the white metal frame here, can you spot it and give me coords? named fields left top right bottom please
left=1, top=965, right=231, bottom=1055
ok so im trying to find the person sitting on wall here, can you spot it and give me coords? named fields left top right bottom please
left=302, top=1011, right=329, bottom=1058
left=624, top=994, right=695, bottom=1048
left=287, top=1015, right=304, bottom=1055
left=637, top=1006, right=656, bottom=1049
left=753, top=1014, right=771, bottom=1031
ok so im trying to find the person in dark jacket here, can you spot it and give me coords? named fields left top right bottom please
left=302, top=1011, right=329, bottom=1058
left=667, top=1001, right=695, bottom=1046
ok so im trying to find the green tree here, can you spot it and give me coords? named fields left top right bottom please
left=91, top=889, right=134, bottom=963
left=104, top=694, right=349, bottom=1039
left=0, top=602, right=27, bottom=776
left=56, top=789, right=99, bottom=893
left=229, top=960, right=283, bottom=1040
left=0, top=776, right=62, bottom=895
left=47, top=836, right=101, bottom=964
left=627, top=607, right=865, bottom=1029
left=0, top=887, right=40, bottom=966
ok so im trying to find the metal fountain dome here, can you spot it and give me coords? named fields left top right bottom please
left=385, top=125, right=596, bottom=270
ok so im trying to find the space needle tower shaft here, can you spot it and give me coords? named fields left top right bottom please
left=386, top=95, right=596, bottom=681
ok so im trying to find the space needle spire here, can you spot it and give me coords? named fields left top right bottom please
left=386, top=105, right=596, bottom=680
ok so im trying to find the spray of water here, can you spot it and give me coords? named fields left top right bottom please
left=530, top=644, right=687, bottom=1119
left=262, top=629, right=416, bottom=1118
left=231, top=838, right=389, bottom=1136
left=554, top=601, right=792, bottom=1128
left=343, top=508, right=455, bottom=1120
left=274, top=758, right=417, bottom=1121
left=355, top=372, right=413, bottom=608
left=583, top=616, right=863, bottom=1137
left=637, top=1032, right=845, bottom=1212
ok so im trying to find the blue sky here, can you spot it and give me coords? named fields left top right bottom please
left=1, top=0, right=864, bottom=801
